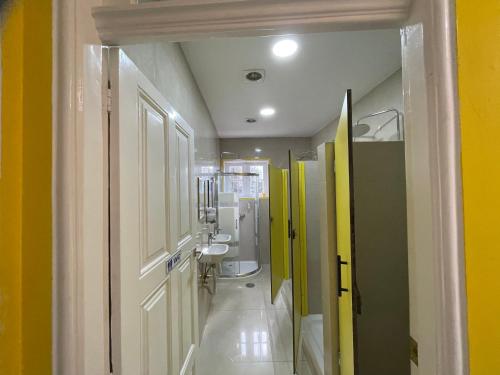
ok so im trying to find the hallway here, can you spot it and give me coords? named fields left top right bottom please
left=197, top=268, right=294, bottom=375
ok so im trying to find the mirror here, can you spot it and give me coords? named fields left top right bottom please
left=205, top=179, right=216, bottom=224
left=197, top=177, right=206, bottom=222
left=207, top=178, right=213, bottom=208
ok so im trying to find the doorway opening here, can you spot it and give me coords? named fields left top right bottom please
left=216, top=169, right=263, bottom=278
left=55, top=4, right=468, bottom=372
left=107, top=28, right=409, bottom=375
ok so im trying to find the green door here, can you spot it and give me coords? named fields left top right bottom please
left=335, top=90, right=358, bottom=375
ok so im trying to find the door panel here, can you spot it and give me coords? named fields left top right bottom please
left=282, top=170, right=290, bottom=280
left=141, top=96, right=170, bottom=273
left=171, top=120, right=197, bottom=375
left=334, top=90, right=357, bottom=375
left=110, top=49, right=173, bottom=375
left=352, top=142, right=409, bottom=375
left=177, top=255, right=198, bottom=375
left=289, top=151, right=302, bottom=373
left=180, top=258, right=193, bottom=359
left=110, top=49, right=198, bottom=375
left=269, top=165, right=285, bottom=302
left=174, top=124, right=194, bottom=247
left=140, top=278, right=171, bottom=375
left=298, top=162, right=309, bottom=316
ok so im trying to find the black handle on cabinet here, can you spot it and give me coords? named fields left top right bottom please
left=337, top=255, right=349, bottom=296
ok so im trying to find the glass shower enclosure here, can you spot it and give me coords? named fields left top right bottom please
left=215, top=172, right=261, bottom=277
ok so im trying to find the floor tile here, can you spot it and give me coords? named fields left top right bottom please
left=232, top=362, right=276, bottom=375
left=197, top=269, right=295, bottom=375
left=273, top=362, right=295, bottom=375
left=263, top=286, right=288, bottom=311
left=266, top=307, right=294, bottom=362
left=202, top=309, right=272, bottom=362
left=211, top=281, right=266, bottom=311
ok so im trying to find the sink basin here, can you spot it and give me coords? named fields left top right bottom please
left=200, top=244, right=229, bottom=264
left=212, top=233, right=231, bottom=243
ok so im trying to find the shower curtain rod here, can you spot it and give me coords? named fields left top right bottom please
left=216, top=172, right=260, bottom=177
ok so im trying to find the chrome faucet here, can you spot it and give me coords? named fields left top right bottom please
left=208, top=232, right=215, bottom=246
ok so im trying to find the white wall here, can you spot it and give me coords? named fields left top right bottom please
left=123, top=43, right=220, bottom=173
left=400, top=23, right=436, bottom=375
left=312, top=69, right=403, bottom=147
left=122, top=42, right=220, bottom=338
left=259, top=198, right=270, bottom=265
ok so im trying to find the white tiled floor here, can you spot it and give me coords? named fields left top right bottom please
left=197, top=267, right=294, bottom=375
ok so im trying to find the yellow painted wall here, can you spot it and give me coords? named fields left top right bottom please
left=0, top=4, right=23, bottom=374
left=456, top=0, right=500, bottom=373
left=0, top=0, right=52, bottom=374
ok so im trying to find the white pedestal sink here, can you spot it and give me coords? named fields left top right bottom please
left=200, top=244, right=229, bottom=264
left=212, top=233, right=231, bottom=244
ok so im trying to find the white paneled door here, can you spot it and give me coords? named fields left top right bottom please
left=110, top=49, right=198, bottom=375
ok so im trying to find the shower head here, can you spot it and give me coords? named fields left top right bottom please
left=355, top=109, right=404, bottom=140
left=353, top=123, right=371, bottom=137
left=296, top=150, right=318, bottom=161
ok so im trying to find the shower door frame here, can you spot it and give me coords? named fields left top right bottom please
left=216, top=171, right=262, bottom=278
left=54, top=1, right=468, bottom=374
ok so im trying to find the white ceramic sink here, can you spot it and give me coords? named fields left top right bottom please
left=212, top=233, right=231, bottom=243
left=200, top=244, right=229, bottom=264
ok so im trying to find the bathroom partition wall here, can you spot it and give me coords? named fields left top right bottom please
left=352, top=141, right=409, bottom=375
left=216, top=172, right=261, bottom=277
left=304, top=161, right=322, bottom=315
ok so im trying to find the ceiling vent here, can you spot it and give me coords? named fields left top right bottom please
left=243, top=69, right=265, bottom=83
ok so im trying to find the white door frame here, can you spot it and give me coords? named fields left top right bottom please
left=53, top=0, right=468, bottom=374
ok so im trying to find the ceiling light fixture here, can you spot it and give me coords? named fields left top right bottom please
left=246, top=71, right=264, bottom=82
left=255, top=148, right=262, bottom=153
left=272, top=39, right=298, bottom=58
left=242, top=69, right=266, bottom=83
left=260, top=107, right=276, bottom=117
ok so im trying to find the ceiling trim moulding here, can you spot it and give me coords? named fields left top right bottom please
left=92, top=0, right=412, bottom=45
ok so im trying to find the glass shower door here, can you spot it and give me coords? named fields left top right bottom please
left=217, top=172, right=261, bottom=278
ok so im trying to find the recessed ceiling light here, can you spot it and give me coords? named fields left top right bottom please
left=246, top=118, right=257, bottom=124
left=272, top=39, right=298, bottom=58
left=255, top=148, right=262, bottom=153
left=260, top=107, right=276, bottom=117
